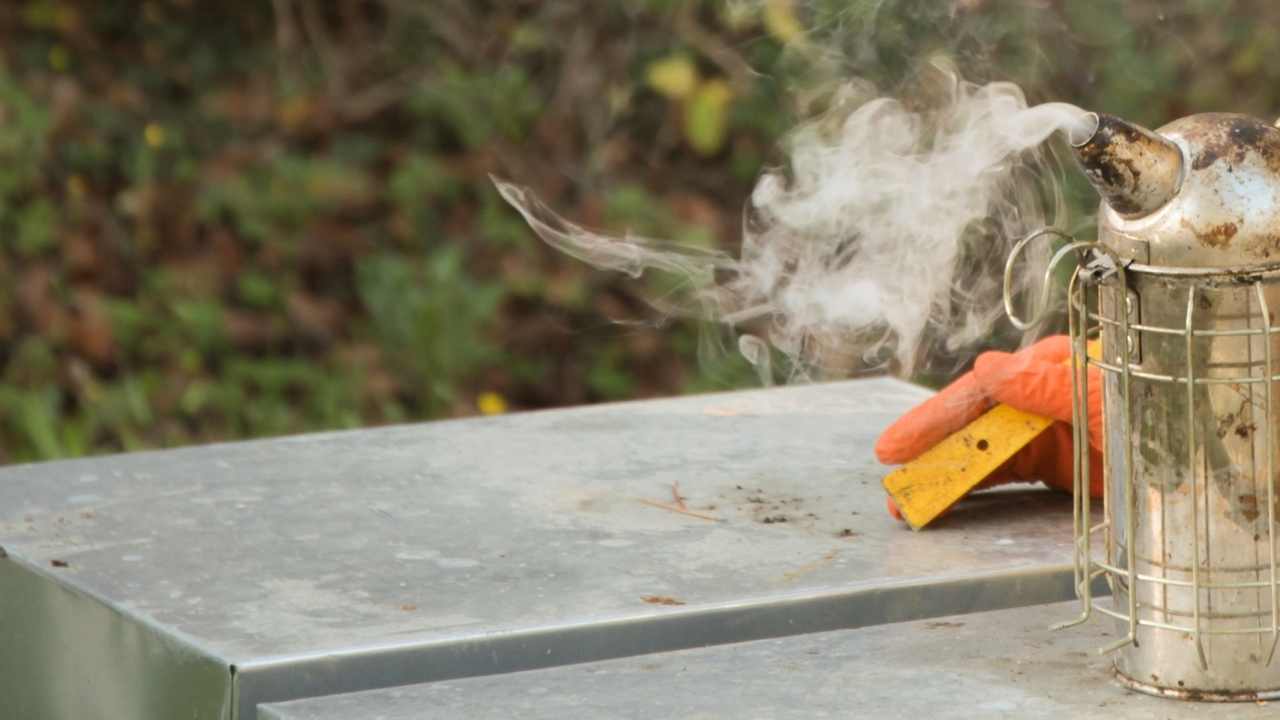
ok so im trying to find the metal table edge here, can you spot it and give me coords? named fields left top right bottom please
left=234, top=562, right=1102, bottom=718
left=0, top=550, right=235, bottom=719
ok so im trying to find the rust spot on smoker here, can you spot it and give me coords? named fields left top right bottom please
left=1158, top=684, right=1261, bottom=702
left=1251, top=233, right=1280, bottom=259
left=1180, top=217, right=1238, bottom=248
left=1239, top=494, right=1261, bottom=522
left=1202, top=222, right=1238, bottom=248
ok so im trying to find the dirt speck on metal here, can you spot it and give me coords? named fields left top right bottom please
left=640, top=595, right=685, bottom=606
left=725, top=486, right=819, bottom=526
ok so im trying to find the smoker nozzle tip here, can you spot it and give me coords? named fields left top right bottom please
left=1069, top=112, right=1101, bottom=148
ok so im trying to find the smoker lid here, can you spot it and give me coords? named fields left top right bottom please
left=1099, top=113, right=1280, bottom=269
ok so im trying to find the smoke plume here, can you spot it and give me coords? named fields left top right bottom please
left=496, top=64, right=1093, bottom=382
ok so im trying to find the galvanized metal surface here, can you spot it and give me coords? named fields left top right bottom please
left=257, top=601, right=1278, bottom=720
left=1, top=379, right=1084, bottom=719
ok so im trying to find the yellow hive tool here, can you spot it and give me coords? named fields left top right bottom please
left=882, top=340, right=1099, bottom=530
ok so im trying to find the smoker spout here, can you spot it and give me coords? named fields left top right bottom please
left=1072, top=112, right=1183, bottom=218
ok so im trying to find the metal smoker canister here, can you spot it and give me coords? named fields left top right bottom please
left=1009, top=112, right=1280, bottom=700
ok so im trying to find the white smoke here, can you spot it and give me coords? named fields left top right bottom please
left=495, top=69, right=1094, bottom=381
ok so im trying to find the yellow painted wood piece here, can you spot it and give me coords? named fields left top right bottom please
left=882, top=403, right=1054, bottom=530
left=882, top=341, right=1099, bottom=531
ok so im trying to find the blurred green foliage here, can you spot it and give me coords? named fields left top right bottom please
left=3, top=0, right=1280, bottom=463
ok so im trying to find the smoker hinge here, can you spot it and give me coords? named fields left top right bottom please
left=1080, top=249, right=1121, bottom=285
left=1079, top=249, right=1141, bottom=364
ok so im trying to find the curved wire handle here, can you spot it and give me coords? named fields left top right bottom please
left=1003, top=227, right=1103, bottom=330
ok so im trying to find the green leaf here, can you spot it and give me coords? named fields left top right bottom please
left=14, top=197, right=56, bottom=256
left=684, top=79, right=733, bottom=156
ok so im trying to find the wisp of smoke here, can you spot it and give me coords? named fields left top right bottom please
left=495, top=70, right=1094, bottom=382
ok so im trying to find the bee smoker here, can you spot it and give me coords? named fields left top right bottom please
left=1007, top=111, right=1280, bottom=700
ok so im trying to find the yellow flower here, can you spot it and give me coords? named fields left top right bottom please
left=477, top=392, right=508, bottom=416
left=144, top=123, right=166, bottom=148
left=646, top=55, right=699, bottom=100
